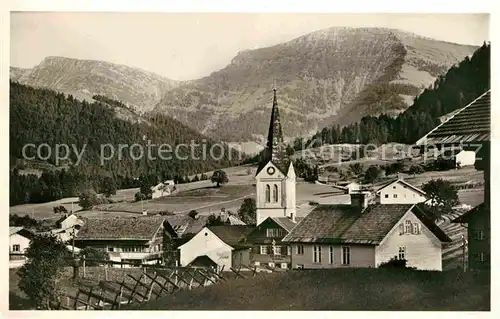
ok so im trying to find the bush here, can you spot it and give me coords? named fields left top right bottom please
left=79, top=247, right=109, bottom=266
left=379, top=257, right=411, bottom=269
left=18, top=234, right=71, bottom=309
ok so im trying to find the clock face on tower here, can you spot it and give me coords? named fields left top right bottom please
left=267, top=166, right=276, bottom=175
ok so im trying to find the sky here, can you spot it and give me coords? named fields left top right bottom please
left=10, top=12, right=490, bottom=81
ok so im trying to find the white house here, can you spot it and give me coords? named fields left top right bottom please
left=9, top=227, right=32, bottom=268
left=345, top=182, right=361, bottom=194
left=282, top=193, right=451, bottom=271
left=151, top=181, right=175, bottom=199
left=376, top=179, right=427, bottom=204
left=454, top=150, right=476, bottom=167
left=178, top=225, right=254, bottom=271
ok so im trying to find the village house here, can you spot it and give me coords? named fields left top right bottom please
left=151, top=180, right=175, bottom=199
left=43, top=213, right=85, bottom=242
left=376, top=178, right=427, bottom=204
left=255, top=88, right=297, bottom=226
left=245, top=216, right=302, bottom=269
left=9, top=227, right=33, bottom=268
left=440, top=148, right=476, bottom=167
left=282, top=192, right=451, bottom=271
left=452, top=204, right=488, bottom=270
left=416, top=90, right=490, bottom=270
left=74, top=216, right=176, bottom=267
left=178, top=225, right=254, bottom=271
left=213, top=208, right=247, bottom=225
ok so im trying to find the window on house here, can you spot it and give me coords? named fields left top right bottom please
left=329, top=246, right=334, bottom=264
left=273, top=184, right=279, bottom=202
left=266, top=228, right=284, bottom=238
left=393, top=186, right=396, bottom=189
left=280, top=246, right=288, bottom=256
left=12, top=244, right=20, bottom=252
left=341, top=247, right=350, bottom=265
left=260, top=245, right=268, bottom=255
left=273, top=245, right=282, bottom=256
left=384, top=194, right=389, bottom=198
left=412, top=223, right=421, bottom=235
left=474, top=229, right=484, bottom=240
left=313, top=245, right=322, bottom=263
left=393, top=194, right=398, bottom=198
left=265, top=184, right=271, bottom=203
left=108, top=247, right=114, bottom=252
left=405, top=220, right=412, bottom=234
left=297, top=245, right=304, bottom=255
left=479, top=253, right=485, bottom=262
left=398, top=247, right=406, bottom=260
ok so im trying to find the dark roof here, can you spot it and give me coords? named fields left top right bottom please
left=165, top=214, right=209, bottom=237
left=282, top=204, right=451, bottom=244
left=256, top=89, right=291, bottom=176
left=452, top=203, right=485, bottom=223
left=187, top=255, right=218, bottom=268
left=271, top=217, right=302, bottom=232
left=416, top=90, right=490, bottom=145
left=75, top=216, right=165, bottom=241
left=209, top=225, right=255, bottom=247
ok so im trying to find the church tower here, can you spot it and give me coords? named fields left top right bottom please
left=255, top=88, right=296, bottom=225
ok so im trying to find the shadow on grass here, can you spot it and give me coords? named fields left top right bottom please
left=9, top=292, right=34, bottom=310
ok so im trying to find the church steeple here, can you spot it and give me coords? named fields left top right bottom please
left=259, top=87, right=290, bottom=175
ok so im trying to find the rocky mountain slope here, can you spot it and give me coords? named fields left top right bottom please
left=152, top=27, right=477, bottom=142
left=12, top=56, right=178, bottom=112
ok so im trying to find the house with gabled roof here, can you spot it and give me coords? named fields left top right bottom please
left=74, top=216, right=176, bottom=267
left=178, top=225, right=254, bottom=271
left=416, top=90, right=490, bottom=270
left=282, top=193, right=451, bottom=271
left=245, top=216, right=303, bottom=269
left=9, top=227, right=33, bottom=268
left=376, top=178, right=427, bottom=204
left=255, top=88, right=297, bottom=225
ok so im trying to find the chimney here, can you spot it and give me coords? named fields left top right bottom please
left=350, top=192, right=368, bottom=213
left=290, top=212, right=296, bottom=223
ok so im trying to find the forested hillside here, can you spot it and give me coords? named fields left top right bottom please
left=298, top=42, right=490, bottom=148
left=10, top=82, right=241, bottom=205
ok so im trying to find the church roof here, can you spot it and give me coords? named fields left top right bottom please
left=256, top=88, right=291, bottom=176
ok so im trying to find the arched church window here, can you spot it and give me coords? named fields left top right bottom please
left=273, top=184, right=279, bottom=202
left=266, top=184, right=271, bottom=203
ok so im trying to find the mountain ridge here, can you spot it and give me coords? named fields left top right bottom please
left=10, top=27, right=479, bottom=142
left=13, top=56, right=179, bottom=113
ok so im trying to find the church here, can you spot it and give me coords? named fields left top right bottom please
left=255, top=88, right=297, bottom=225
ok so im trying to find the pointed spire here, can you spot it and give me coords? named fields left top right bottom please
left=259, top=87, right=290, bottom=175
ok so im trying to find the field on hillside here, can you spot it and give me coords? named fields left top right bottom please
left=10, top=163, right=484, bottom=221
left=135, top=268, right=489, bottom=311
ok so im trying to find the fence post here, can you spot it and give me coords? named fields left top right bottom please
left=82, top=255, right=86, bottom=279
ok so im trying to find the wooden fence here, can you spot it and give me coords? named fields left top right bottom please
left=53, top=260, right=262, bottom=310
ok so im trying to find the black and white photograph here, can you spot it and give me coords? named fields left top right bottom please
left=3, top=3, right=492, bottom=312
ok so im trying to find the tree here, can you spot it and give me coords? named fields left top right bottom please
left=79, top=247, right=109, bottom=266
left=206, top=214, right=228, bottom=226
left=78, top=189, right=99, bottom=210
left=349, top=163, right=364, bottom=176
left=363, top=165, right=381, bottom=184
left=408, top=165, right=424, bottom=176
left=101, top=176, right=117, bottom=198
left=422, top=179, right=459, bottom=219
left=211, top=170, right=229, bottom=187
left=237, top=198, right=257, bottom=225
left=18, top=234, right=70, bottom=309
left=188, top=210, right=198, bottom=219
